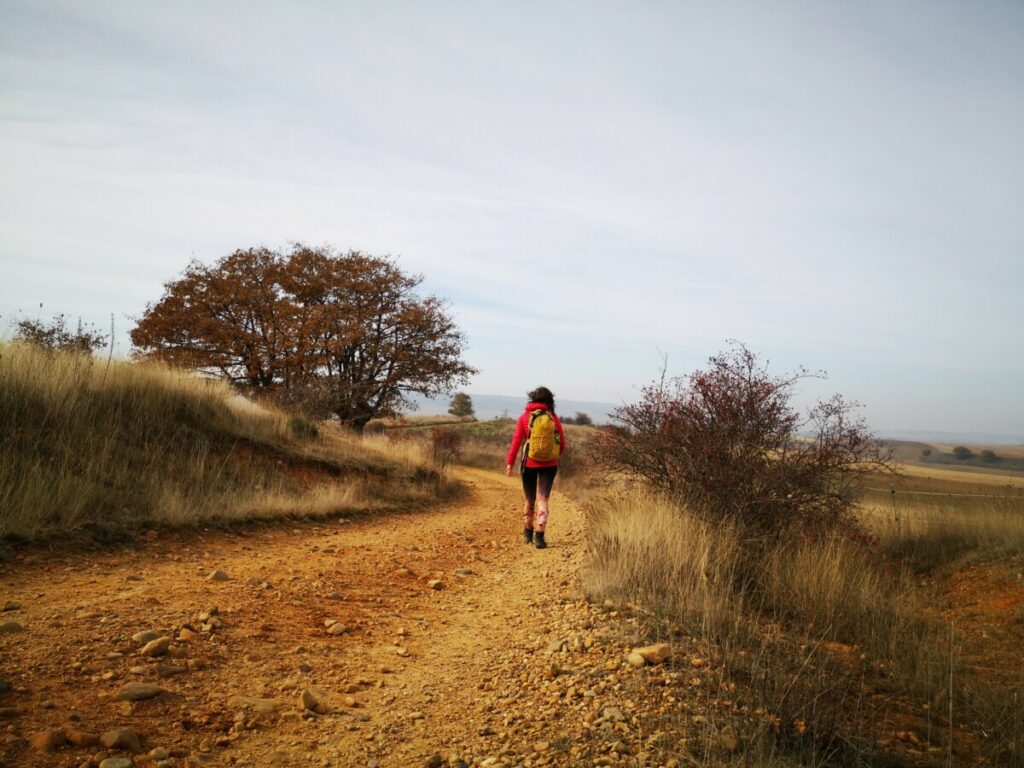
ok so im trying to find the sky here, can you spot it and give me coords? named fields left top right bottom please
left=1, top=1, right=1022, bottom=436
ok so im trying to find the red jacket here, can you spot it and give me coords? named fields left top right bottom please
left=506, top=403, right=568, bottom=468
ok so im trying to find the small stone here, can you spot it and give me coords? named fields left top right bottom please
left=453, top=568, right=474, bottom=576
left=101, top=728, right=143, bottom=752
left=298, top=662, right=312, bottom=673
left=67, top=731, right=100, bottom=747
left=602, top=706, right=626, bottom=723
left=300, top=688, right=325, bottom=712
left=0, top=621, right=23, bottom=634
left=427, top=579, right=444, bottom=591
left=426, top=754, right=443, bottom=768
left=29, top=729, right=66, bottom=751
left=2, top=601, right=20, bottom=612
left=395, top=646, right=410, bottom=657
left=178, top=627, right=199, bottom=641
left=117, top=682, right=164, bottom=701
left=99, top=759, right=134, bottom=768
left=226, top=695, right=283, bottom=715
left=0, top=678, right=9, bottom=693
left=627, top=652, right=646, bottom=668
left=206, top=570, right=229, bottom=581
left=155, top=665, right=187, bottom=678
left=533, top=741, right=550, bottom=752
left=326, top=623, right=349, bottom=636
left=140, top=637, right=171, bottom=657
left=132, top=630, right=159, bottom=644
left=631, top=642, right=672, bottom=665
left=150, top=748, right=170, bottom=760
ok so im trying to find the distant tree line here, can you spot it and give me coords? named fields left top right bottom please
left=561, top=411, right=593, bottom=426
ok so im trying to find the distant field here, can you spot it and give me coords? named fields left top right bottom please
left=863, top=460, right=1024, bottom=509
left=884, top=438, right=1024, bottom=476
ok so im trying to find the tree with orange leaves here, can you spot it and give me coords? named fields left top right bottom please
left=131, top=245, right=476, bottom=431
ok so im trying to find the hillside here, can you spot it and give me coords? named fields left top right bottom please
left=0, top=342, right=454, bottom=542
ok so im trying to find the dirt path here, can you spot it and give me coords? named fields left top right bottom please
left=0, top=468, right=687, bottom=768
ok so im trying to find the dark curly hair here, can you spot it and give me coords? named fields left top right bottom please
left=527, top=386, right=555, bottom=412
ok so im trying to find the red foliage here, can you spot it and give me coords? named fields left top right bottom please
left=130, top=245, right=476, bottom=431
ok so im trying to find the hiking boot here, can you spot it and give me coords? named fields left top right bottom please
left=534, top=531, right=547, bottom=549
left=523, top=527, right=534, bottom=544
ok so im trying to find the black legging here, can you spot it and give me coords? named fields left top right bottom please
left=521, top=465, right=558, bottom=505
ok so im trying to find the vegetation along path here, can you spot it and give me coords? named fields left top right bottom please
left=1, top=467, right=685, bottom=768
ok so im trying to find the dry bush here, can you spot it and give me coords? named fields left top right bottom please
left=0, top=342, right=453, bottom=540
left=597, top=344, right=891, bottom=538
left=429, top=427, right=462, bottom=468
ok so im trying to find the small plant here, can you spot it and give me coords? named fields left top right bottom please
left=952, top=446, right=973, bottom=460
left=430, top=427, right=462, bottom=468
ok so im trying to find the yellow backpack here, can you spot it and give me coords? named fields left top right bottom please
left=526, top=410, right=560, bottom=462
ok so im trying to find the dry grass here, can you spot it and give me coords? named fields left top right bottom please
left=0, top=342, right=453, bottom=541
left=863, top=495, right=1024, bottom=572
left=582, top=484, right=1024, bottom=764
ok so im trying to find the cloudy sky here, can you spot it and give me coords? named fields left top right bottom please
left=2, top=1, right=1022, bottom=435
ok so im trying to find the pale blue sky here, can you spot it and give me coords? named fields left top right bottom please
left=2, top=1, right=1022, bottom=435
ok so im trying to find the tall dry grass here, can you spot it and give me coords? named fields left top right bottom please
left=862, top=493, right=1024, bottom=572
left=583, top=486, right=1024, bottom=763
left=0, top=342, right=452, bottom=541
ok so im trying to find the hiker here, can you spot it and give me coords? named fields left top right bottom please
left=505, top=386, right=567, bottom=549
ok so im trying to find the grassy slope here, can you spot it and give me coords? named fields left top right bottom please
left=0, top=342, right=453, bottom=541
left=582, top=461, right=1024, bottom=764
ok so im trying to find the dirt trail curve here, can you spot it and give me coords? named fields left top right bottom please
left=1, top=468, right=680, bottom=768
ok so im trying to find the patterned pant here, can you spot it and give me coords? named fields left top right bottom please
left=522, top=465, right=558, bottom=532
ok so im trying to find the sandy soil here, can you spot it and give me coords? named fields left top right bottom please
left=0, top=468, right=695, bottom=768
left=3, top=466, right=1019, bottom=768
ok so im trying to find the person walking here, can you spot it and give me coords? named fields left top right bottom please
left=505, top=386, right=567, bottom=549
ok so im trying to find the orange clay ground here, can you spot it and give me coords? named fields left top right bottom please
left=1, top=466, right=1021, bottom=767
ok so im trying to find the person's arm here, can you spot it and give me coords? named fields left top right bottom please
left=505, top=415, right=526, bottom=475
left=555, top=415, right=568, bottom=456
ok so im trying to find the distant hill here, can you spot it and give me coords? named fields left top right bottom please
left=875, top=429, right=1024, bottom=446
left=408, top=393, right=618, bottom=423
